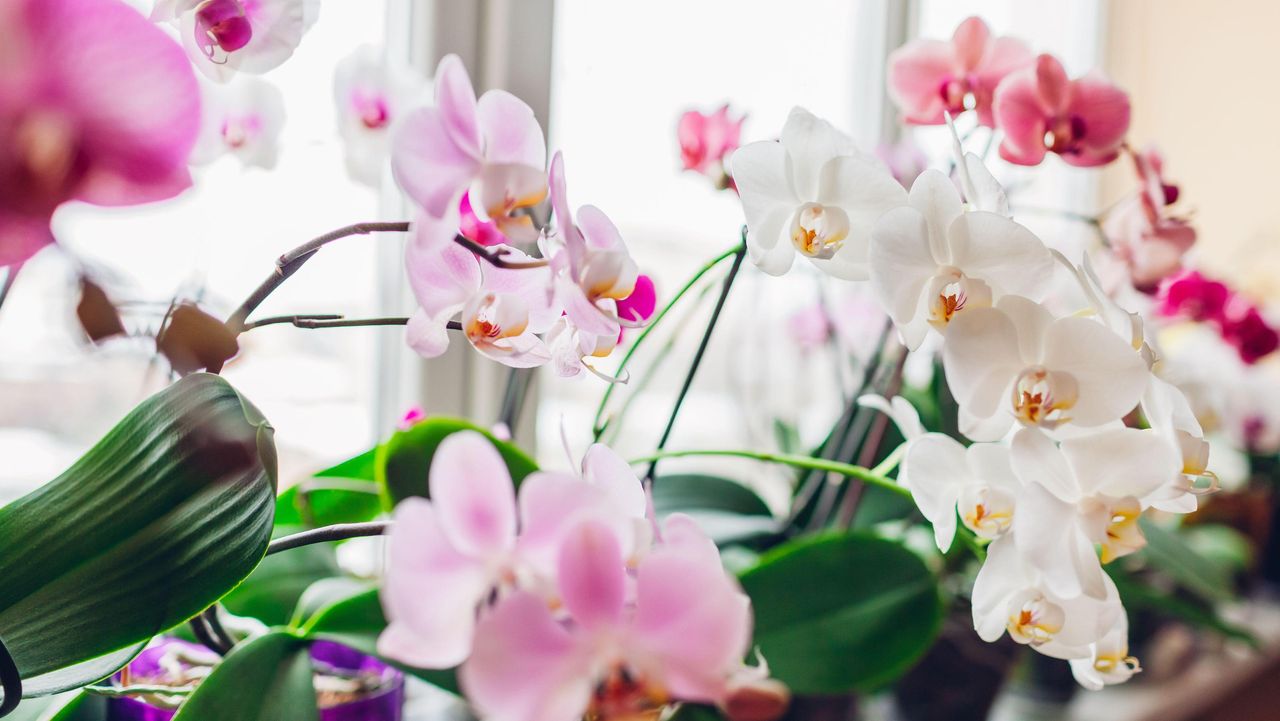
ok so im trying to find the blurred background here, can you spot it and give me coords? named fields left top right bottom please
left=1, top=2, right=1278, bottom=718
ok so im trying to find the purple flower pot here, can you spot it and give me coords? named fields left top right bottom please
left=108, top=639, right=404, bottom=721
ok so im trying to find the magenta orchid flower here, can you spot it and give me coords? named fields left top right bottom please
left=1157, top=270, right=1230, bottom=322
left=887, top=16, right=1032, bottom=127
left=1222, top=303, right=1279, bottom=365
left=0, top=0, right=200, bottom=267
left=378, top=432, right=648, bottom=669
left=189, top=75, right=286, bottom=169
left=152, top=0, right=319, bottom=82
left=404, top=212, right=557, bottom=368
left=678, top=105, right=744, bottom=191
left=392, top=54, right=547, bottom=243
left=333, top=44, right=425, bottom=187
left=1103, top=147, right=1196, bottom=289
left=460, top=515, right=754, bottom=721
left=615, top=274, right=657, bottom=342
left=993, top=54, right=1131, bottom=167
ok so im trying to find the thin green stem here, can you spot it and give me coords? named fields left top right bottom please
left=629, top=449, right=909, bottom=499
left=592, top=242, right=742, bottom=439
left=871, top=442, right=907, bottom=477
left=86, top=685, right=194, bottom=698
left=267, top=521, right=391, bottom=556
left=644, top=240, right=747, bottom=483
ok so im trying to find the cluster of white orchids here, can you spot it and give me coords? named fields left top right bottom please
left=733, top=107, right=1218, bottom=690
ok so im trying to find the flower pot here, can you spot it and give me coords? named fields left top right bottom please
left=107, top=639, right=404, bottom=721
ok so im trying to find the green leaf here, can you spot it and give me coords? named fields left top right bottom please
left=314, top=448, right=379, bottom=481
left=653, top=474, right=779, bottom=545
left=288, top=578, right=374, bottom=630
left=38, top=692, right=105, bottom=721
left=273, top=482, right=383, bottom=529
left=221, top=539, right=340, bottom=626
left=172, top=631, right=317, bottom=721
left=1137, top=517, right=1233, bottom=602
left=22, top=643, right=144, bottom=697
left=0, top=373, right=277, bottom=694
left=299, top=588, right=459, bottom=695
left=739, top=533, right=941, bottom=694
left=377, top=418, right=537, bottom=507
left=667, top=703, right=724, bottom=721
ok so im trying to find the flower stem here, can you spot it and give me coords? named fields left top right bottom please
left=592, top=242, right=743, bottom=439
left=643, top=235, right=748, bottom=483
left=629, top=448, right=909, bottom=498
left=86, top=684, right=195, bottom=698
left=224, top=221, right=412, bottom=338
left=836, top=347, right=908, bottom=529
left=453, top=236, right=550, bottom=269
left=266, top=521, right=391, bottom=556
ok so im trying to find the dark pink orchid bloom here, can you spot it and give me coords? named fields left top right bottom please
left=1157, top=271, right=1229, bottom=323
left=0, top=0, right=200, bottom=267
left=887, top=16, right=1032, bottom=127
left=615, top=273, right=656, bottom=342
left=1222, top=303, right=1279, bottom=365
left=677, top=105, right=744, bottom=190
left=993, top=54, right=1130, bottom=167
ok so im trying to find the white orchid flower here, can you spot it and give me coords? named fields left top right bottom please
left=1010, top=428, right=1178, bottom=599
left=857, top=394, right=926, bottom=441
left=947, top=114, right=1010, bottom=216
left=1070, top=614, right=1141, bottom=690
left=1140, top=375, right=1216, bottom=514
left=942, top=295, right=1150, bottom=441
left=732, top=107, right=906, bottom=279
left=972, top=535, right=1123, bottom=660
left=189, top=75, right=285, bottom=169
left=900, top=434, right=1020, bottom=552
left=869, top=169, right=1052, bottom=349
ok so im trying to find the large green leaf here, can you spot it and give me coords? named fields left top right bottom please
left=274, top=483, right=383, bottom=529
left=652, top=474, right=779, bottom=546
left=377, top=418, right=537, bottom=507
left=739, top=533, right=941, bottom=694
left=221, top=539, right=340, bottom=627
left=0, top=373, right=277, bottom=695
left=1138, top=517, right=1233, bottom=602
left=172, top=632, right=316, bottom=721
left=299, top=588, right=459, bottom=695
left=314, top=448, right=379, bottom=481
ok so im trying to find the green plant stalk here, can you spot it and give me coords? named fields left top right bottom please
left=592, top=242, right=743, bottom=439
left=629, top=449, right=909, bottom=499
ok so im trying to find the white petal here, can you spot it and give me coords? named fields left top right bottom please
left=1042, top=318, right=1149, bottom=427
left=730, top=140, right=794, bottom=234
left=901, top=434, right=967, bottom=551
left=1013, top=482, right=1088, bottom=599
left=1060, top=428, right=1179, bottom=500
left=962, top=153, right=1010, bottom=216
left=746, top=206, right=796, bottom=276
left=779, top=107, right=856, bottom=199
left=869, top=205, right=937, bottom=330
left=995, top=295, right=1055, bottom=364
left=1010, top=428, right=1079, bottom=501
left=906, top=169, right=963, bottom=260
left=945, top=212, right=1052, bottom=301
left=942, top=306, right=1023, bottom=423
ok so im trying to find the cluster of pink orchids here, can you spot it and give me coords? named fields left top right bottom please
left=392, top=55, right=656, bottom=378
left=1158, top=270, right=1280, bottom=364
left=379, top=431, right=785, bottom=721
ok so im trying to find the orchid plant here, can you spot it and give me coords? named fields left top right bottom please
left=0, top=5, right=1271, bottom=721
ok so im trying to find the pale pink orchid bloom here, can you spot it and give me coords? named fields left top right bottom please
left=152, top=0, right=320, bottom=82
left=1103, top=147, right=1196, bottom=289
left=544, top=152, right=642, bottom=376
left=378, top=432, right=648, bottom=669
left=678, top=105, right=744, bottom=190
left=333, top=44, right=425, bottom=187
left=460, top=515, right=753, bottom=721
left=887, top=16, right=1032, bottom=127
left=189, top=75, right=286, bottom=169
left=0, top=0, right=200, bottom=267
left=403, top=212, right=557, bottom=368
left=993, top=54, right=1131, bottom=167
left=392, top=54, right=547, bottom=244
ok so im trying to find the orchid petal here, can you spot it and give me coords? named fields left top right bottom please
left=392, top=106, right=481, bottom=216
left=1042, top=318, right=1149, bottom=427
left=428, top=431, right=518, bottom=556
left=476, top=89, right=545, bottom=168
left=780, top=107, right=856, bottom=199
left=901, top=433, right=967, bottom=551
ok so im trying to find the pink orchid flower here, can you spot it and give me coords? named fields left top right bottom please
left=404, top=212, right=557, bottom=368
left=460, top=515, right=754, bottom=721
left=0, top=0, right=200, bottom=267
left=151, top=0, right=320, bottom=82
left=993, top=54, right=1130, bottom=167
left=887, top=17, right=1032, bottom=127
left=397, top=405, right=426, bottom=430
left=1103, top=146, right=1196, bottom=289
left=393, top=54, right=547, bottom=243
left=378, top=432, right=647, bottom=668
left=787, top=303, right=834, bottom=352
left=189, top=75, right=286, bottom=170
left=548, top=153, right=640, bottom=341
left=333, top=44, right=425, bottom=187
left=678, top=105, right=744, bottom=190
left=458, top=192, right=508, bottom=247
left=1157, top=270, right=1230, bottom=323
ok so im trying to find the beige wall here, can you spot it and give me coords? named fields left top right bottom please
left=1103, top=0, right=1280, bottom=300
